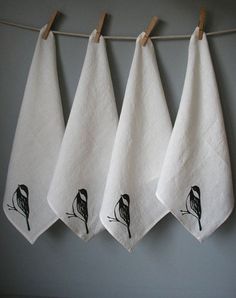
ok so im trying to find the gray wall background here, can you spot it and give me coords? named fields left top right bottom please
left=0, top=0, right=236, bottom=297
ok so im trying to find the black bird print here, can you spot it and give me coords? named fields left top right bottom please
left=107, top=194, right=131, bottom=238
left=7, top=184, right=30, bottom=231
left=66, top=188, right=89, bottom=234
left=180, top=185, right=202, bottom=231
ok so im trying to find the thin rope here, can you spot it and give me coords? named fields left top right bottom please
left=0, top=19, right=236, bottom=40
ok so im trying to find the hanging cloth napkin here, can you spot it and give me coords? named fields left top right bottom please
left=3, top=26, right=65, bottom=244
left=99, top=33, right=172, bottom=251
left=47, top=30, right=118, bottom=241
left=156, top=27, right=234, bottom=241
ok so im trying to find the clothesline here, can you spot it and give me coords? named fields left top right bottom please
left=0, top=19, right=236, bottom=40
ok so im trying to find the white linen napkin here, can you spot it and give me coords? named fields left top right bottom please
left=100, top=33, right=172, bottom=251
left=47, top=30, right=118, bottom=241
left=156, top=27, right=234, bottom=241
left=3, top=26, right=65, bottom=244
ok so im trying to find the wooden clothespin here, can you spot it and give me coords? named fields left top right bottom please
left=94, top=12, right=107, bottom=43
left=140, top=16, right=159, bottom=46
left=42, top=10, right=60, bottom=40
left=198, top=8, right=206, bottom=40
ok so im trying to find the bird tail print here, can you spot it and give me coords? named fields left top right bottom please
left=180, top=185, right=202, bottom=231
left=7, top=184, right=30, bottom=231
left=107, top=194, right=131, bottom=238
left=66, top=188, right=89, bottom=234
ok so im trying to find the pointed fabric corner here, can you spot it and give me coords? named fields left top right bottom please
left=100, top=32, right=172, bottom=251
left=47, top=30, right=118, bottom=241
left=3, top=26, right=65, bottom=244
left=156, top=27, right=234, bottom=241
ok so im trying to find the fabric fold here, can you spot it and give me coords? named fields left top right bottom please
left=100, top=33, right=172, bottom=251
left=156, top=27, right=234, bottom=241
left=47, top=30, right=118, bottom=241
left=3, top=26, right=65, bottom=244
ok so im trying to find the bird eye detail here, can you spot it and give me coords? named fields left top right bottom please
left=107, top=194, right=131, bottom=238
left=7, top=184, right=30, bottom=231
left=66, top=188, right=89, bottom=234
left=180, top=185, right=202, bottom=231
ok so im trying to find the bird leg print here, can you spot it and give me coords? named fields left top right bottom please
left=180, top=185, right=202, bottom=231
left=66, top=188, right=89, bottom=234
left=107, top=194, right=131, bottom=238
left=7, top=184, right=30, bottom=231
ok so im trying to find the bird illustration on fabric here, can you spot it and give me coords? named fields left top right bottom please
left=7, top=184, right=30, bottom=231
left=180, top=185, right=202, bottom=231
left=66, top=188, right=89, bottom=234
left=107, top=194, right=131, bottom=238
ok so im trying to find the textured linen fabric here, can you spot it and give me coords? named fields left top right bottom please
left=3, top=26, right=65, bottom=244
left=156, top=27, right=234, bottom=241
left=47, top=30, right=118, bottom=241
left=100, top=33, right=172, bottom=251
